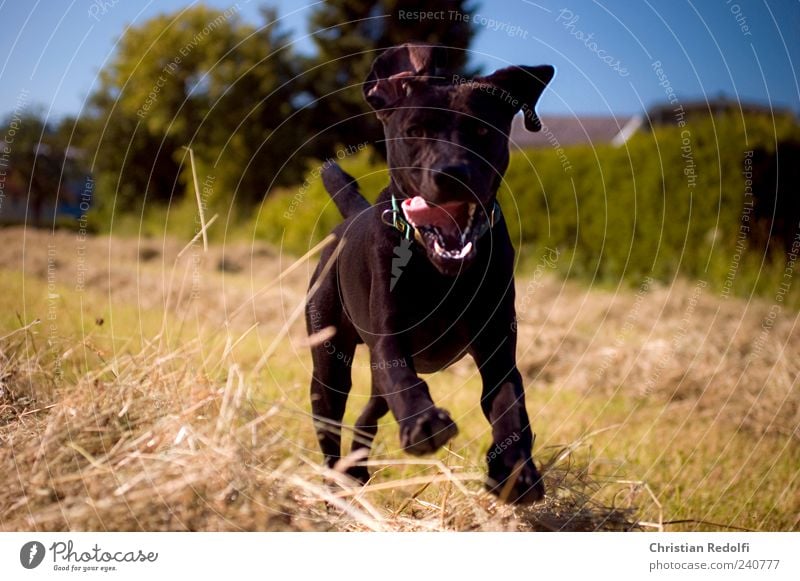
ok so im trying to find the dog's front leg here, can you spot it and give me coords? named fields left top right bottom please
left=477, top=364, right=544, bottom=503
left=470, top=300, right=545, bottom=504
left=365, top=247, right=458, bottom=456
left=368, top=340, right=458, bottom=456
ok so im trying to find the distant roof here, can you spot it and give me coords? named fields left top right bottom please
left=508, top=97, right=796, bottom=151
left=509, top=114, right=633, bottom=150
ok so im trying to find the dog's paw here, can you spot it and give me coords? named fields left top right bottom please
left=486, top=456, right=545, bottom=505
left=400, top=408, right=458, bottom=456
left=344, top=465, right=371, bottom=485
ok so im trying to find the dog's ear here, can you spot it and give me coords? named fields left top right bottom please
left=479, top=65, right=555, bottom=132
left=363, top=43, right=446, bottom=116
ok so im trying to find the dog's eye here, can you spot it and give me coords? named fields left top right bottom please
left=406, top=125, right=426, bottom=138
left=476, top=125, right=489, bottom=136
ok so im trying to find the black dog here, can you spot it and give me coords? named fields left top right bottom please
left=306, top=43, right=554, bottom=503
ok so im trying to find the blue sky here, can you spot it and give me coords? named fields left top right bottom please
left=1, top=0, right=798, bottom=124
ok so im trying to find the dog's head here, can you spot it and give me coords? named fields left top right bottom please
left=364, top=43, right=554, bottom=275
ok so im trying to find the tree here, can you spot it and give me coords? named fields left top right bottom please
left=81, top=5, right=305, bottom=214
left=1, top=110, right=86, bottom=226
left=304, top=0, right=479, bottom=157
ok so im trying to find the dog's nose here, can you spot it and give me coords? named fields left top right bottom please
left=433, top=164, right=472, bottom=191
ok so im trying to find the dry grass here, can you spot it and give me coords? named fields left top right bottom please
left=0, top=226, right=798, bottom=531
left=0, top=327, right=639, bottom=532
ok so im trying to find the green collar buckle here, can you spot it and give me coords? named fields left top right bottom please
left=380, top=194, right=414, bottom=240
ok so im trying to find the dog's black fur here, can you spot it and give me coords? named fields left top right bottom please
left=306, top=44, right=554, bottom=503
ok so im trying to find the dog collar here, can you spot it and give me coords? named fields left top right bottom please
left=380, top=194, right=502, bottom=245
left=381, top=193, right=416, bottom=241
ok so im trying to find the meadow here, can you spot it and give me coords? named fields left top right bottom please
left=1, top=223, right=797, bottom=531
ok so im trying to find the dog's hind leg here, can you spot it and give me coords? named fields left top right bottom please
left=309, top=329, right=356, bottom=471
left=307, top=252, right=358, bottom=472
left=347, top=393, right=389, bottom=483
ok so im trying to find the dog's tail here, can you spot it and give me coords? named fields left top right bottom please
left=321, top=162, right=371, bottom=219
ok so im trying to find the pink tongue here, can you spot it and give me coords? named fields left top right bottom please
left=401, top=197, right=464, bottom=235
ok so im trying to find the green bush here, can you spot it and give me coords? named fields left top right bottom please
left=247, top=151, right=389, bottom=251
left=499, top=112, right=800, bottom=306
left=111, top=112, right=800, bottom=307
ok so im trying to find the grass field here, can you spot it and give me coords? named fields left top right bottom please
left=0, top=225, right=797, bottom=531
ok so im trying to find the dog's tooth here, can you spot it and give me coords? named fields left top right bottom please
left=468, top=204, right=476, bottom=218
left=434, top=240, right=444, bottom=255
left=458, top=242, right=473, bottom=258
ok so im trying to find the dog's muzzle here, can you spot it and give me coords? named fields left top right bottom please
left=382, top=195, right=499, bottom=275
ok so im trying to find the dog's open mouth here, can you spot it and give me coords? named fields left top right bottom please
left=401, top=196, right=487, bottom=268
